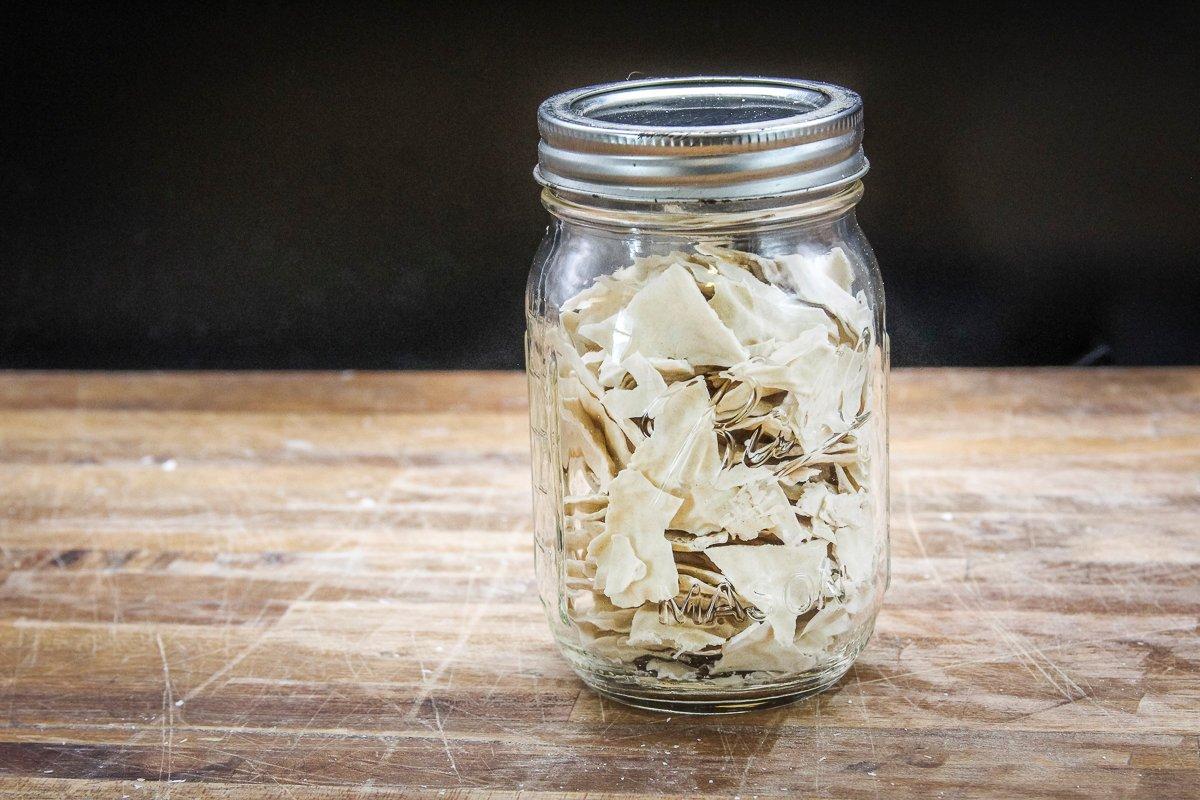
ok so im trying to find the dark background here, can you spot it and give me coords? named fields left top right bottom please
left=2, top=4, right=1197, bottom=369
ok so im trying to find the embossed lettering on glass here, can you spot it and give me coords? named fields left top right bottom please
left=525, top=77, right=889, bottom=713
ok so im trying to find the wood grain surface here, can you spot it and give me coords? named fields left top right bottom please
left=0, top=369, right=1197, bottom=799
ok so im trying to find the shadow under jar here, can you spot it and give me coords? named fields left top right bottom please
left=525, top=77, right=889, bottom=714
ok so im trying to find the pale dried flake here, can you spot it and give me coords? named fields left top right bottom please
left=834, top=345, right=869, bottom=423
left=823, top=490, right=868, bottom=531
left=587, top=468, right=682, bottom=607
left=564, top=455, right=599, bottom=495
left=710, top=485, right=776, bottom=542
left=705, top=261, right=835, bottom=347
left=560, top=397, right=616, bottom=489
left=799, top=600, right=855, bottom=649
left=837, top=459, right=869, bottom=492
left=603, top=352, right=671, bottom=420
left=834, top=522, right=875, bottom=583
left=771, top=248, right=870, bottom=338
left=712, top=380, right=758, bottom=420
left=595, top=352, right=629, bottom=388
left=701, top=673, right=756, bottom=689
left=833, top=463, right=856, bottom=492
left=714, top=620, right=818, bottom=675
left=560, top=275, right=616, bottom=316
left=717, top=406, right=790, bottom=440
left=727, top=327, right=838, bottom=398
left=564, top=517, right=603, bottom=553
left=645, top=658, right=699, bottom=681
left=675, top=562, right=728, bottom=589
left=570, top=591, right=637, bottom=634
left=610, top=263, right=748, bottom=367
left=795, top=481, right=833, bottom=520
left=564, top=503, right=604, bottom=522
left=561, top=375, right=636, bottom=467
left=794, top=482, right=874, bottom=578
left=715, top=479, right=806, bottom=543
left=561, top=272, right=641, bottom=325
left=777, top=465, right=821, bottom=487
left=668, top=485, right=735, bottom=537
left=628, top=607, right=726, bottom=654
left=666, top=529, right=731, bottom=552
left=797, top=481, right=867, bottom=530
left=565, top=559, right=592, bottom=590
left=787, top=338, right=864, bottom=422
left=592, top=533, right=646, bottom=598
left=564, top=493, right=607, bottom=518
left=580, top=348, right=605, bottom=368
left=707, top=540, right=828, bottom=643
left=772, top=345, right=869, bottom=451
left=645, top=357, right=696, bottom=381
left=629, top=379, right=726, bottom=533
left=550, top=327, right=606, bottom=398
left=745, top=339, right=778, bottom=359
left=577, top=314, right=619, bottom=353
left=711, top=463, right=776, bottom=490
left=632, top=249, right=696, bottom=277
left=811, top=245, right=855, bottom=292
left=809, top=517, right=837, bottom=543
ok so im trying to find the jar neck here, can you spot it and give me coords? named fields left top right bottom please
left=541, top=181, right=863, bottom=235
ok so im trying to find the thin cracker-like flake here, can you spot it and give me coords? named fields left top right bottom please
left=715, top=479, right=807, bottom=543
left=772, top=248, right=871, bottom=339
left=707, top=540, right=828, bottom=643
left=560, top=397, right=615, bottom=489
left=714, top=621, right=818, bottom=674
left=587, top=468, right=682, bottom=607
left=707, top=262, right=835, bottom=347
left=603, top=352, right=671, bottom=420
left=627, top=606, right=726, bottom=654
left=611, top=263, right=748, bottom=367
left=629, top=379, right=726, bottom=534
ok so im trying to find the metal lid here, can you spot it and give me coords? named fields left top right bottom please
left=535, top=76, right=867, bottom=201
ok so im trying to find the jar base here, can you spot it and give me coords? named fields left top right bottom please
left=577, top=664, right=850, bottom=715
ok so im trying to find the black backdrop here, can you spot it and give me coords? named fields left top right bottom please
left=3, top=4, right=1198, bottom=369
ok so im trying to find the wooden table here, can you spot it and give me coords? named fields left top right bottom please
left=1, top=369, right=1197, bottom=799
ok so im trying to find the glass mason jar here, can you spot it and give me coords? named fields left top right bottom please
left=525, top=77, right=888, bottom=713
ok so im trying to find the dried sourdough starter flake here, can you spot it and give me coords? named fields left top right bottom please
left=707, top=540, right=827, bottom=643
left=610, top=264, right=748, bottom=366
left=555, top=245, right=878, bottom=678
left=587, top=468, right=681, bottom=608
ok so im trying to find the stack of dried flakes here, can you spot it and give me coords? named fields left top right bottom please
left=551, top=244, right=879, bottom=684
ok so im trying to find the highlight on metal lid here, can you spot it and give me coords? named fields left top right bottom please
left=535, top=76, right=867, bottom=201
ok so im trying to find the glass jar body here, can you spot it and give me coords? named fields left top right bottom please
left=526, top=188, right=889, bottom=713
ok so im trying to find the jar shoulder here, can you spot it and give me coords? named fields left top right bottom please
left=527, top=214, right=883, bottom=322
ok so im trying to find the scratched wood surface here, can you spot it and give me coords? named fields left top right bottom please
left=0, top=369, right=1197, bottom=799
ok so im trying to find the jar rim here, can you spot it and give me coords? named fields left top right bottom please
left=535, top=76, right=868, bottom=201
